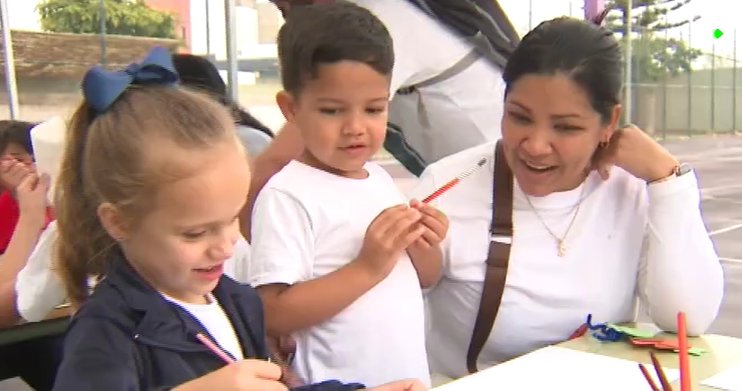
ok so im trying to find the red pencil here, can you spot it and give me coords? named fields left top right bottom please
left=678, top=312, right=691, bottom=391
left=638, top=363, right=661, bottom=391
left=422, top=158, right=487, bottom=204
left=650, top=352, right=673, bottom=391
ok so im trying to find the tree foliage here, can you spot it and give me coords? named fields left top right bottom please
left=605, top=0, right=702, bottom=82
left=38, top=0, right=176, bottom=39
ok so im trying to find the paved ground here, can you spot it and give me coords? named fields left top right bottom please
left=1, top=135, right=740, bottom=390
left=661, top=135, right=742, bottom=338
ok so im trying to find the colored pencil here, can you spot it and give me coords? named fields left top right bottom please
left=196, top=333, right=235, bottom=364
left=678, top=312, right=691, bottom=391
left=639, top=363, right=661, bottom=391
left=422, top=158, right=487, bottom=204
left=650, top=352, right=673, bottom=391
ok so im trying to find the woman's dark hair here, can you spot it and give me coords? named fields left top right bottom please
left=503, top=16, right=622, bottom=123
left=171, top=53, right=273, bottom=137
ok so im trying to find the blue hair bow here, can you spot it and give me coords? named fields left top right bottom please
left=82, top=46, right=179, bottom=113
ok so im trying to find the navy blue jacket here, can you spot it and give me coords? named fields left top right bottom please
left=52, top=253, right=364, bottom=391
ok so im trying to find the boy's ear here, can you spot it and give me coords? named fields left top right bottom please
left=276, top=91, right=297, bottom=123
left=97, top=202, right=130, bottom=242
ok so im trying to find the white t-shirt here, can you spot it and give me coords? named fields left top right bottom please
left=350, top=0, right=506, bottom=164
left=249, top=160, right=430, bottom=387
left=14, top=220, right=66, bottom=321
left=163, top=293, right=244, bottom=361
left=235, top=124, right=272, bottom=158
left=15, top=221, right=253, bottom=321
left=409, top=142, right=724, bottom=379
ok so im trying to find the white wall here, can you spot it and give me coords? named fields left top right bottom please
left=236, top=6, right=259, bottom=58
left=190, top=0, right=264, bottom=59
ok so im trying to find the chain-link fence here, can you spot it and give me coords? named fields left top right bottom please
left=628, top=24, right=740, bottom=139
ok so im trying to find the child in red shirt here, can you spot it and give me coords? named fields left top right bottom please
left=0, top=121, right=54, bottom=254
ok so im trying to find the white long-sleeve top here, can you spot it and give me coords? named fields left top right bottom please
left=15, top=221, right=253, bottom=322
left=410, top=141, right=724, bottom=379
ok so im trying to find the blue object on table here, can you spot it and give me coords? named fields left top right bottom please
left=585, top=314, right=624, bottom=342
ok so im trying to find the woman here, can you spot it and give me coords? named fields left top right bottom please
left=413, top=16, right=724, bottom=379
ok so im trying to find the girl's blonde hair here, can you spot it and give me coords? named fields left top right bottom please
left=55, top=85, right=236, bottom=306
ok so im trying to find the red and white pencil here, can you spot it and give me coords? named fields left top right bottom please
left=422, top=158, right=487, bottom=204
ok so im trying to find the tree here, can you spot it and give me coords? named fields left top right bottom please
left=605, top=0, right=702, bottom=82
left=38, top=0, right=176, bottom=39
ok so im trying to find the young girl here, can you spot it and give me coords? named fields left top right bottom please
left=51, top=47, right=424, bottom=391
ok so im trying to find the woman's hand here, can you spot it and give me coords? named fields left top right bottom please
left=592, top=124, right=679, bottom=182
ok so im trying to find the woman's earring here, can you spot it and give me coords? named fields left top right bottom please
left=599, top=140, right=608, bottom=149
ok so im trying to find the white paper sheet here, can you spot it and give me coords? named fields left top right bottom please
left=432, top=346, right=680, bottom=391
left=701, top=364, right=742, bottom=391
left=30, top=116, right=66, bottom=204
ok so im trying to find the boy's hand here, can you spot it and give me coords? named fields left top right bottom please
left=267, top=334, right=296, bottom=362
left=266, top=335, right=303, bottom=388
left=356, top=204, right=425, bottom=279
left=408, top=200, right=448, bottom=250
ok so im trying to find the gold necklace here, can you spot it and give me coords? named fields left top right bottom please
left=525, top=184, right=587, bottom=257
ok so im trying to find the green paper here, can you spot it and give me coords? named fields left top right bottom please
left=607, top=324, right=657, bottom=339
left=687, top=347, right=707, bottom=356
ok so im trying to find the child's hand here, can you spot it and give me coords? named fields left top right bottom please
left=173, top=359, right=288, bottom=391
left=408, top=200, right=449, bottom=250
left=267, top=335, right=303, bottom=388
left=16, top=173, right=50, bottom=229
left=0, top=157, right=34, bottom=191
left=267, top=334, right=296, bottom=363
left=369, top=379, right=427, bottom=391
left=356, top=204, right=425, bottom=279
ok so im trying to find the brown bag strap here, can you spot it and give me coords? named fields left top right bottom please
left=465, top=140, right=514, bottom=374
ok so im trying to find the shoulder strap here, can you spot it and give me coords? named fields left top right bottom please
left=410, top=49, right=481, bottom=90
left=465, top=140, right=514, bottom=374
left=404, top=0, right=519, bottom=73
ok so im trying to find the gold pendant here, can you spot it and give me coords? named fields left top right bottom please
left=558, top=240, right=567, bottom=257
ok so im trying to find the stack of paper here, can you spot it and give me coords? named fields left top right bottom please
left=433, top=346, right=679, bottom=391
left=702, top=364, right=742, bottom=391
